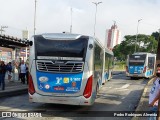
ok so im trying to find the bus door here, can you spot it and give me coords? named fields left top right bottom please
left=147, top=57, right=155, bottom=76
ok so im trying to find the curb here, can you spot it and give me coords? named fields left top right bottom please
left=0, top=88, right=28, bottom=98
left=131, top=77, right=155, bottom=120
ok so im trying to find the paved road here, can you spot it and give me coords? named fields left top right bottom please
left=0, top=73, right=149, bottom=120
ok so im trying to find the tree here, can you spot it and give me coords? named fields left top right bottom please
left=151, top=31, right=159, bottom=41
left=113, top=34, right=158, bottom=61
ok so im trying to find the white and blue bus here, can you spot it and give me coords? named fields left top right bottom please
left=28, top=33, right=114, bottom=106
left=126, top=52, right=156, bottom=79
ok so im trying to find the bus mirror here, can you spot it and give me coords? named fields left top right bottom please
left=29, top=41, right=33, bottom=46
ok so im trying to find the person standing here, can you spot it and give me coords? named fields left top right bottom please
left=25, top=59, right=29, bottom=85
left=6, top=62, right=12, bottom=82
left=19, top=60, right=27, bottom=84
left=0, top=61, right=7, bottom=90
left=148, top=64, right=160, bottom=120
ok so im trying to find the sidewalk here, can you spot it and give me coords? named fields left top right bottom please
left=132, top=78, right=154, bottom=120
left=0, top=79, right=28, bottom=98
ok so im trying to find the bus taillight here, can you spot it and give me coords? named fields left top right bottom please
left=28, top=72, right=35, bottom=95
left=143, top=66, right=147, bottom=73
left=83, top=75, right=93, bottom=98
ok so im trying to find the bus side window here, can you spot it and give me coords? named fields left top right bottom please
left=94, top=44, right=103, bottom=79
left=148, top=57, right=154, bottom=69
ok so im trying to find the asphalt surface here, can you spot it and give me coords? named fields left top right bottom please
left=0, top=71, right=124, bottom=98
left=0, top=71, right=153, bottom=120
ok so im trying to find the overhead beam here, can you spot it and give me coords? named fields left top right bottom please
left=0, top=34, right=29, bottom=48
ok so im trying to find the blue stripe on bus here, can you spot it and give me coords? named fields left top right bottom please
left=129, top=66, right=153, bottom=77
left=146, top=69, right=153, bottom=77
left=36, top=71, right=83, bottom=93
left=129, top=65, right=144, bottom=74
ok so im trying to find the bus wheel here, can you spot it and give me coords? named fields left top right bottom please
left=130, top=77, right=135, bottom=80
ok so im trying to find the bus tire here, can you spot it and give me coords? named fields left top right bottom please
left=130, top=77, right=135, bottom=80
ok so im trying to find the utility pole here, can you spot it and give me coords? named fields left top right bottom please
left=0, top=26, right=8, bottom=35
left=70, top=7, right=72, bottom=33
left=92, top=1, right=102, bottom=36
left=135, top=19, right=142, bottom=53
left=34, top=0, right=37, bottom=35
left=158, top=28, right=160, bottom=41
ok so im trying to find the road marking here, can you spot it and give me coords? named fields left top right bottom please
left=115, top=84, right=130, bottom=90
left=116, top=89, right=129, bottom=91
left=121, top=84, right=130, bottom=89
left=121, top=97, right=125, bottom=99
left=97, top=93, right=118, bottom=98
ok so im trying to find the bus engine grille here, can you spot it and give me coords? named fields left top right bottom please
left=36, top=61, right=84, bottom=73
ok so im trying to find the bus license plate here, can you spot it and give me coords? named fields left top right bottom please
left=133, top=75, right=138, bottom=77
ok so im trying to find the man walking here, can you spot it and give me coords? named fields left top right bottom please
left=19, top=60, right=27, bottom=84
left=0, top=61, right=7, bottom=90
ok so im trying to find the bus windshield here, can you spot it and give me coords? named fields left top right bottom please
left=129, top=54, right=146, bottom=66
left=34, top=35, right=88, bottom=61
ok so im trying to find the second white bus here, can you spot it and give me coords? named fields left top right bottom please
left=126, top=52, right=156, bottom=79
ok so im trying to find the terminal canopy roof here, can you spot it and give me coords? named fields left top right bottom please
left=0, top=34, right=29, bottom=49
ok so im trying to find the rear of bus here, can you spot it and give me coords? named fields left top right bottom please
left=126, top=54, right=146, bottom=78
left=28, top=33, right=97, bottom=105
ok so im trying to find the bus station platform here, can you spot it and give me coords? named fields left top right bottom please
left=132, top=78, right=154, bottom=120
left=0, top=75, right=28, bottom=98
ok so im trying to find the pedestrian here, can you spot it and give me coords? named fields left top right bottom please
left=0, top=61, right=7, bottom=90
left=17, top=61, right=21, bottom=81
left=148, top=64, right=160, bottom=120
left=11, top=60, right=16, bottom=81
left=15, top=58, right=22, bottom=81
left=6, top=62, right=12, bottom=82
left=25, top=59, right=29, bottom=85
left=19, top=60, right=27, bottom=84
left=26, top=64, right=29, bottom=85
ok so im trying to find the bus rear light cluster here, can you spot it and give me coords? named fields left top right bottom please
left=83, top=75, right=93, bottom=98
left=143, top=66, right=147, bottom=73
left=28, top=72, right=35, bottom=95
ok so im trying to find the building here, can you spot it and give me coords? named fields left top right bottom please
left=0, top=47, right=12, bottom=63
left=0, top=47, right=29, bottom=63
left=105, top=22, right=121, bottom=50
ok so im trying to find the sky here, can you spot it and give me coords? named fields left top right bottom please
left=0, top=0, right=160, bottom=44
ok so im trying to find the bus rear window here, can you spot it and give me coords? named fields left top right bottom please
left=34, top=36, right=88, bottom=61
left=129, top=54, right=146, bottom=66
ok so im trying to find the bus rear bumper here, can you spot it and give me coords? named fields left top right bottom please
left=126, top=73, right=146, bottom=77
left=29, top=93, right=94, bottom=106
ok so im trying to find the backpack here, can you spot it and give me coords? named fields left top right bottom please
left=7, top=65, right=12, bottom=72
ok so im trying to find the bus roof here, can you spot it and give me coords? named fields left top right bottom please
left=36, top=33, right=84, bottom=40
left=35, top=33, right=105, bottom=49
left=34, top=33, right=113, bottom=55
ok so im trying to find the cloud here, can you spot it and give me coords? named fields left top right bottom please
left=0, top=0, right=160, bottom=44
